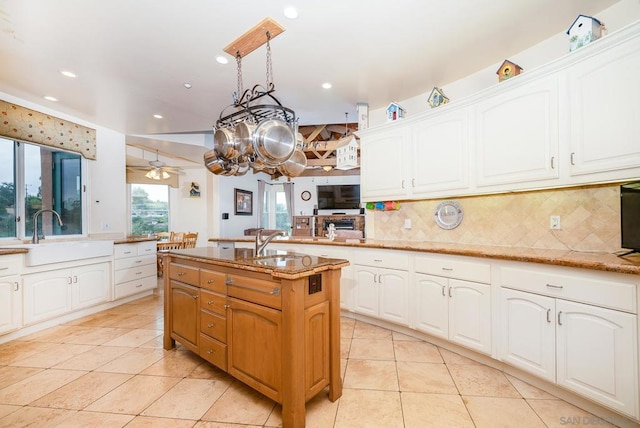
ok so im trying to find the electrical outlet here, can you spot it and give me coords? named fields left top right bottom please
left=404, top=219, right=412, bottom=229
left=550, top=216, right=561, bottom=230
left=101, top=222, right=111, bottom=230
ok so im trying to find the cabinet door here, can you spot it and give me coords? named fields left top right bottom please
left=567, top=37, right=640, bottom=178
left=23, top=269, right=72, bottom=324
left=499, top=288, right=555, bottom=382
left=378, top=268, right=409, bottom=326
left=448, top=279, right=491, bottom=355
left=169, top=281, right=199, bottom=351
left=411, top=109, right=469, bottom=196
left=227, top=297, right=282, bottom=402
left=475, top=75, right=559, bottom=188
left=73, top=263, right=110, bottom=309
left=359, top=127, right=409, bottom=200
left=414, top=273, right=448, bottom=339
left=0, top=275, right=22, bottom=334
left=353, top=265, right=378, bottom=317
left=556, top=300, right=638, bottom=418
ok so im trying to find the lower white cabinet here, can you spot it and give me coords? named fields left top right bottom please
left=0, top=274, right=22, bottom=335
left=23, top=262, right=110, bottom=324
left=499, top=264, right=639, bottom=419
left=414, top=274, right=491, bottom=355
left=113, top=241, right=157, bottom=299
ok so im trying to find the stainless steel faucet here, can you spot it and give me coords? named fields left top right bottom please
left=32, top=209, right=63, bottom=244
left=255, top=229, right=287, bottom=256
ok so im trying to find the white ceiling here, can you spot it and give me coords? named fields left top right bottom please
left=0, top=0, right=618, bottom=165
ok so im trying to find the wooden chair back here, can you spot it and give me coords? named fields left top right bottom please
left=183, top=232, right=198, bottom=249
left=170, top=231, right=184, bottom=242
left=156, top=232, right=170, bottom=240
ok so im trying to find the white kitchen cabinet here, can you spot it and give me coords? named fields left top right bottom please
left=359, top=126, right=409, bottom=201
left=23, top=262, right=110, bottom=324
left=352, top=249, right=409, bottom=326
left=475, top=74, right=560, bottom=189
left=414, top=254, right=492, bottom=355
left=113, top=241, right=157, bottom=299
left=0, top=254, right=23, bottom=335
left=566, top=33, right=640, bottom=181
left=498, top=263, right=639, bottom=418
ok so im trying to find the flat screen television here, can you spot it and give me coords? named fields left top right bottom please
left=620, top=181, right=640, bottom=256
left=317, top=184, right=360, bottom=210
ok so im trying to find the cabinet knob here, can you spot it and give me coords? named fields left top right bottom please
left=224, top=304, right=230, bottom=309
left=192, top=294, right=198, bottom=299
left=207, top=300, right=213, bottom=305
left=178, top=272, right=185, bottom=277
left=207, top=279, right=214, bottom=284
left=207, top=349, right=214, bottom=355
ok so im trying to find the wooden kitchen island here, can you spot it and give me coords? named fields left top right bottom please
left=162, top=246, right=347, bottom=428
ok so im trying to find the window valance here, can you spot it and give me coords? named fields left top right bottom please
left=0, top=99, right=97, bottom=160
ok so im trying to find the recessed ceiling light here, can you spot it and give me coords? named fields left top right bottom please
left=322, top=82, right=332, bottom=89
left=60, top=70, right=77, bottom=78
left=184, top=83, right=192, bottom=89
left=44, top=96, right=58, bottom=102
left=284, top=7, right=298, bottom=19
left=153, top=114, right=163, bottom=119
left=216, top=56, right=229, bottom=64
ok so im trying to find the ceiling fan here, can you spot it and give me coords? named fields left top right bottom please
left=127, top=150, right=183, bottom=180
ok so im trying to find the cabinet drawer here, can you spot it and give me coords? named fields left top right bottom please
left=200, top=289, right=227, bottom=315
left=227, top=274, right=282, bottom=310
left=0, top=255, right=22, bottom=276
left=168, top=262, right=199, bottom=286
left=500, top=265, right=637, bottom=313
left=114, top=254, right=155, bottom=270
left=114, top=275, right=157, bottom=299
left=114, top=263, right=156, bottom=284
left=200, top=310, right=226, bottom=342
left=200, top=269, right=227, bottom=294
left=352, top=249, right=409, bottom=270
left=199, top=333, right=227, bottom=370
left=136, top=240, right=157, bottom=256
left=415, top=255, right=491, bottom=284
left=114, top=244, right=138, bottom=259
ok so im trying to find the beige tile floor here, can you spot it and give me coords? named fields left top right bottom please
left=0, top=292, right=621, bottom=427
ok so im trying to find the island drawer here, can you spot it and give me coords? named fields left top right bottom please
left=227, top=274, right=282, bottom=310
left=200, top=310, right=226, bottom=342
left=199, top=334, right=227, bottom=370
left=200, top=269, right=227, bottom=293
left=169, top=262, right=199, bottom=286
left=200, top=289, right=227, bottom=315
left=415, top=255, right=491, bottom=284
left=500, top=265, right=637, bottom=313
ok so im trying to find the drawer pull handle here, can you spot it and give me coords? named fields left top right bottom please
left=0, top=267, right=8, bottom=270
left=229, top=283, right=280, bottom=296
left=178, top=272, right=185, bottom=277
left=442, top=267, right=453, bottom=271
left=207, top=323, right=214, bottom=328
left=557, top=311, right=563, bottom=326
left=441, top=285, right=445, bottom=296
left=546, top=308, right=551, bottom=323
left=207, top=300, right=214, bottom=305
left=207, top=279, right=214, bottom=284
left=207, top=349, right=215, bottom=355
left=224, top=304, right=230, bottom=309
left=124, top=251, right=132, bottom=255
left=136, top=271, right=142, bottom=275
left=546, top=284, right=563, bottom=290
left=373, top=259, right=383, bottom=262
left=135, top=260, right=142, bottom=264
left=136, top=284, right=142, bottom=288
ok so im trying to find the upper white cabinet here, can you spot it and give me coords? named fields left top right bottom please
left=566, top=33, right=640, bottom=180
left=475, top=74, right=560, bottom=189
left=360, top=127, right=409, bottom=200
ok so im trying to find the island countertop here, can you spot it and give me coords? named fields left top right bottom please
left=162, top=246, right=349, bottom=280
left=209, top=237, right=640, bottom=276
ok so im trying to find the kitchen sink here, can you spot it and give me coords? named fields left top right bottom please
left=5, top=240, right=114, bottom=266
left=251, top=254, right=306, bottom=267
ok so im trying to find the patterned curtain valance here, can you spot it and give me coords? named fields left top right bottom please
left=0, top=99, right=97, bottom=159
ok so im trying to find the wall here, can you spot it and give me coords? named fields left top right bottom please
left=169, top=168, right=210, bottom=247
left=369, top=183, right=623, bottom=252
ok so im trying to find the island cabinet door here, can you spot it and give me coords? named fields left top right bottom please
left=169, top=281, right=199, bottom=352
left=227, top=297, right=282, bottom=403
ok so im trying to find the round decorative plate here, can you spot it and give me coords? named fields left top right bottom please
left=434, top=200, right=463, bottom=230
left=301, top=190, right=311, bottom=201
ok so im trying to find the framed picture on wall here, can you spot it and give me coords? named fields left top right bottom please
left=234, top=188, right=253, bottom=215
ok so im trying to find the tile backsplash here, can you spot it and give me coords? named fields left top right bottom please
left=368, top=184, right=623, bottom=252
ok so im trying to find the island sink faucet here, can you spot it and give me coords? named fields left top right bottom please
left=32, top=209, right=63, bottom=244
left=255, top=229, right=288, bottom=256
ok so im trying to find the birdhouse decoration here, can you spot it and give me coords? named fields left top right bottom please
left=496, top=60, right=523, bottom=82
left=335, top=136, right=359, bottom=170
left=386, top=102, right=406, bottom=122
left=428, top=87, right=450, bottom=109
left=567, top=14, right=604, bottom=52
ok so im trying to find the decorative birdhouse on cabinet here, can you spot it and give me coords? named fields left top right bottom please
left=386, top=102, right=406, bottom=122
left=335, top=136, right=359, bottom=170
left=428, top=87, right=449, bottom=108
left=496, top=60, right=523, bottom=82
left=567, top=14, right=604, bottom=52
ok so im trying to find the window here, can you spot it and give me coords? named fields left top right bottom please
left=0, top=137, right=84, bottom=240
left=130, top=183, right=169, bottom=236
left=261, top=184, right=291, bottom=232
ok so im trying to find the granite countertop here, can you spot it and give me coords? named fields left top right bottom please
left=164, top=246, right=349, bottom=280
left=209, top=237, right=640, bottom=276
left=114, top=236, right=158, bottom=244
left=0, top=247, right=28, bottom=256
